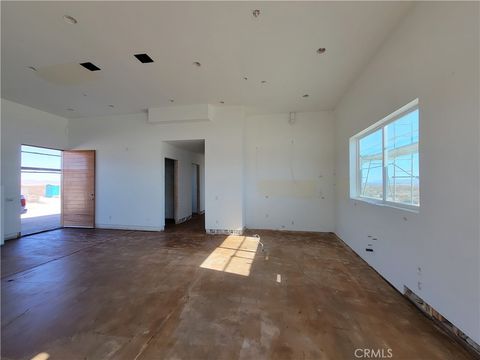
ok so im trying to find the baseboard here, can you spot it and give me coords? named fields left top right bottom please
left=206, top=228, right=245, bottom=235
left=333, top=233, right=480, bottom=358
left=404, top=287, right=480, bottom=358
left=4, top=232, right=20, bottom=241
left=96, top=224, right=164, bottom=232
left=246, top=227, right=332, bottom=235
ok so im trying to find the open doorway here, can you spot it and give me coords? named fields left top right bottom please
left=164, top=140, right=205, bottom=232
left=192, top=163, right=200, bottom=215
left=20, top=145, right=62, bottom=235
left=165, top=158, right=178, bottom=226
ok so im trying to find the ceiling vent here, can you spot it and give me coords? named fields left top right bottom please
left=134, top=53, right=154, bottom=63
left=80, top=62, right=101, bottom=71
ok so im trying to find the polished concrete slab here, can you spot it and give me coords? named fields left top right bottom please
left=1, top=217, right=472, bottom=359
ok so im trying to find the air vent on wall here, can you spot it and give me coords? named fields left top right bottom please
left=80, top=62, right=101, bottom=71
left=134, top=53, right=154, bottom=63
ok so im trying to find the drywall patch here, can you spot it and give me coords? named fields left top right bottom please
left=257, top=180, right=318, bottom=198
left=35, top=63, right=100, bottom=85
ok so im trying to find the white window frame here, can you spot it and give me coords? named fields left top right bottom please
left=349, top=99, right=419, bottom=212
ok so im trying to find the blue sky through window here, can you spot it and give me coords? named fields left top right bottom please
left=21, top=145, right=62, bottom=185
left=356, top=107, right=419, bottom=204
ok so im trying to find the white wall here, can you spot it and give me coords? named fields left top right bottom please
left=1, top=113, right=3, bottom=244
left=1, top=99, right=69, bottom=240
left=68, top=107, right=243, bottom=232
left=245, top=112, right=335, bottom=232
left=334, top=2, right=479, bottom=343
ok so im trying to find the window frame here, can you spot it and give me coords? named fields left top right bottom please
left=350, top=99, right=419, bottom=212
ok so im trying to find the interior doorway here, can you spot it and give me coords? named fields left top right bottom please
left=192, top=163, right=200, bottom=214
left=165, top=158, right=178, bottom=225
left=20, top=145, right=62, bottom=235
left=163, top=139, right=205, bottom=232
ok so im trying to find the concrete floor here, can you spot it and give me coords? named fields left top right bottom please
left=1, top=216, right=472, bottom=360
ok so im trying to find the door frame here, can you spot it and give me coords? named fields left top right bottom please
left=192, top=163, right=200, bottom=214
left=20, top=144, right=64, bottom=236
left=165, top=158, right=179, bottom=223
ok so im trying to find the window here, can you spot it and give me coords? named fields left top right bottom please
left=350, top=99, right=419, bottom=210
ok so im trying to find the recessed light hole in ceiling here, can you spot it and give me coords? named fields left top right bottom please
left=80, top=62, right=101, bottom=71
left=134, top=53, right=154, bottom=63
left=317, top=48, right=326, bottom=54
left=63, top=15, right=78, bottom=24
left=303, top=94, right=310, bottom=98
left=193, top=61, right=201, bottom=67
left=252, top=9, right=261, bottom=18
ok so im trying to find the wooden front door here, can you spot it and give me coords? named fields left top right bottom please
left=62, top=150, right=95, bottom=228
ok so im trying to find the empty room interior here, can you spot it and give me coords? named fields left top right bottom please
left=1, top=1, right=479, bottom=359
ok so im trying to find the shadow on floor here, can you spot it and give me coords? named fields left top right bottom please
left=165, top=213, right=205, bottom=233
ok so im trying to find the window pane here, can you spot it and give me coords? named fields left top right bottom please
left=21, top=145, right=62, bottom=170
left=385, top=109, right=419, bottom=205
left=359, top=129, right=383, bottom=199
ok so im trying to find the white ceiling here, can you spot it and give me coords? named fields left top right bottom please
left=165, top=139, right=205, bottom=154
left=1, top=1, right=412, bottom=119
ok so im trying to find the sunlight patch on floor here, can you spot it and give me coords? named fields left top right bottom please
left=31, top=353, right=50, bottom=360
left=200, top=235, right=259, bottom=276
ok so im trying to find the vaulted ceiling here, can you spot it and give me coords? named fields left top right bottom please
left=1, top=1, right=412, bottom=118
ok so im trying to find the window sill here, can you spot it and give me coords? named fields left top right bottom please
left=351, top=197, right=420, bottom=214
